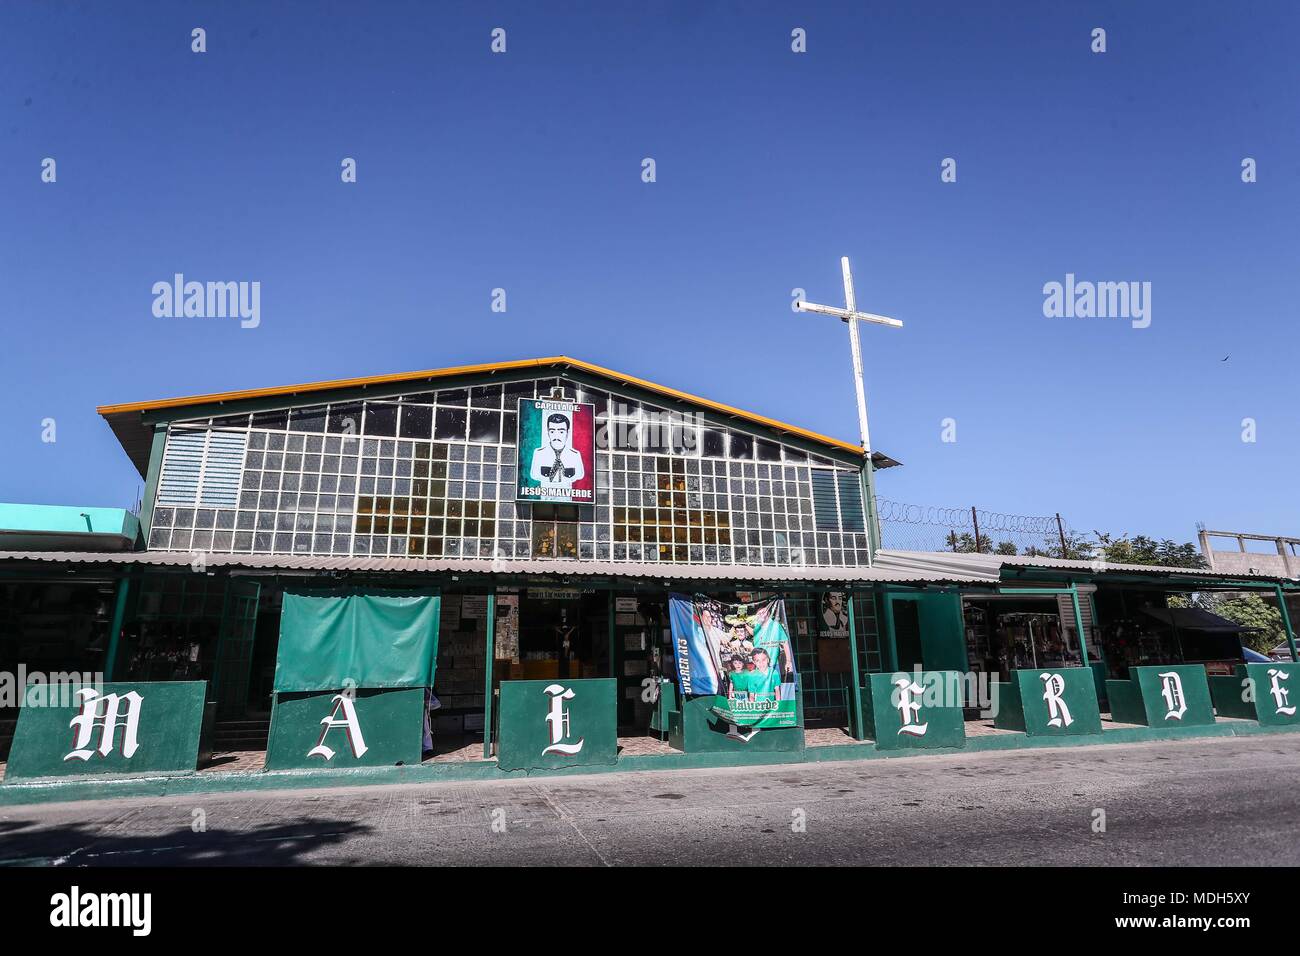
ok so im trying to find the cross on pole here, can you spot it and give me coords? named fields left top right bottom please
left=795, top=257, right=902, bottom=455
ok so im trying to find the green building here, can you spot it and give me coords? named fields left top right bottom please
left=1, top=356, right=1295, bottom=774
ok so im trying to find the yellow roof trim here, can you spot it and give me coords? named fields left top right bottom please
left=97, top=356, right=865, bottom=456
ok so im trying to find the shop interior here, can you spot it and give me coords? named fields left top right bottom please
left=961, top=593, right=1100, bottom=683
left=0, top=579, right=116, bottom=722
left=1092, top=587, right=1253, bottom=678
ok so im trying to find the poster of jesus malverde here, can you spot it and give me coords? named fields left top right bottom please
left=515, top=398, right=596, bottom=505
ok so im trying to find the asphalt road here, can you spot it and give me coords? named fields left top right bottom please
left=3, top=734, right=1299, bottom=866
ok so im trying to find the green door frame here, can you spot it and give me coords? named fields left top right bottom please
left=211, top=577, right=263, bottom=717
left=481, top=590, right=497, bottom=758
left=876, top=585, right=899, bottom=673
left=607, top=590, right=617, bottom=683
left=845, top=590, right=865, bottom=740
left=1276, top=584, right=1299, bottom=662
left=102, top=573, right=133, bottom=682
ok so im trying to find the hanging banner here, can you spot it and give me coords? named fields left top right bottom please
left=275, top=589, right=440, bottom=692
left=516, top=397, right=596, bottom=504
left=669, top=594, right=798, bottom=732
left=818, top=591, right=851, bottom=638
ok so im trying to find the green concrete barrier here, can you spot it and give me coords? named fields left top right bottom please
left=1209, top=663, right=1300, bottom=726
left=265, top=687, right=425, bottom=770
left=496, top=678, right=617, bottom=771
left=1106, top=664, right=1215, bottom=728
left=668, top=692, right=805, bottom=754
left=650, top=677, right=678, bottom=736
left=861, top=671, right=966, bottom=750
left=993, top=667, right=1102, bottom=736
left=4, top=681, right=207, bottom=783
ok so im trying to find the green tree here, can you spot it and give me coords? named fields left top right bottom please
left=1040, top=530, right=1095, bottom=560
left=1081, top=530, right=1201, bottom=567
left=1092, top=533, right=1208, bottom=569
left=945, top=530, right=993, bottom=554
left=1213, top=594, right=1284, bottom=654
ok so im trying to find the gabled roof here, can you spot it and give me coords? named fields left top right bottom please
left=98, top=356, right=901, bottom=477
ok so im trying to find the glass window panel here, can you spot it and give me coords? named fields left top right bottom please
left=504, top=381, right=534, bottom=402
left=252, top=409, right=288, bottom=430
left=399, top=403, right=433, bottom=440
left=471, top=385, right=502, bottom=408
left=363, top=403, right=399, bottom=436
left=290, top=406, right=327, bottom=432
left=435, top=407, right=468, bottom=441
left=469, top=410, right=501, bottom=443
left=328, top=403, right=363, bottom=434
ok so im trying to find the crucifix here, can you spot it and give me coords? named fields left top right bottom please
left=794, top=256, right=902, bottom=455
left=795, top=257, right=902, bottom=563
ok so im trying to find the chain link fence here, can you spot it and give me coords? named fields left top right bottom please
left=875, top=498, right=1091, bottom=557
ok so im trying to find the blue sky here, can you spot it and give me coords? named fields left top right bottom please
left=1, top=1, right=1296, bottom=544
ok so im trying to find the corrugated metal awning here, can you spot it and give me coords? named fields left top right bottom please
left=875, top=548, right=1294, bottom=584
left=0, top=549, right=986, bottom=585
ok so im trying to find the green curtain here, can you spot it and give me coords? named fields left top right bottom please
left=274, top=588, right=440, bottom=692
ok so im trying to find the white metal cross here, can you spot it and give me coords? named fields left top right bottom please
left=795, top=256, right=902, bottom=454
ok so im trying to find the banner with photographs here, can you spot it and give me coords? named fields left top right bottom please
left=515, top=397, right=596, bottom=505
left=669, top=594, right=798, bottom=731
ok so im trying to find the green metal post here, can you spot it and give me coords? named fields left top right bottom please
left=1068, top=583, right=1091, bottom=668
left=1276, top=585, right=1298, bottom=663
left=1087, top=590, right=1108, bottom=674
left=877, top=585, right=899, bottom=672
left=102, top=574, right=132, bottom=681
left=482, top=591, right=497, bottom=759
left=845, top=590, right=866, bottom=740
left=607, top=590, right=616, bottom=678
left=861, top=455, right=881, bottom=559
left=138, top=424, right=168, bottom=538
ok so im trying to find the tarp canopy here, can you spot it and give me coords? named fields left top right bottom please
left=1140, top=606, right=1256, bottom=633
left=274, top=588, right=440, bottom=692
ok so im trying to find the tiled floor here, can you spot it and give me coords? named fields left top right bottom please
left=201, top=751, right=266, bottom=773
left=429, top=734, right=675, bottom=761
left=617, top=735, right=676, bottom=756
left=428, top=734, right=490, bottom=763
left=803, top=725, right=858, bottom=747
left=962, top=720, right=1022, bottom=738
left=963, top=714, right=1146, bottom=737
